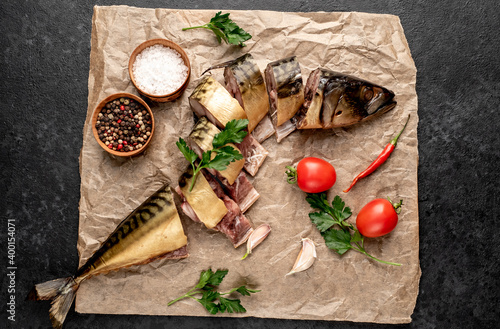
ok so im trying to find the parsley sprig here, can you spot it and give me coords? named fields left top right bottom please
left=168, top=269, right=260, bottom=314
left=182, top=11, right=252, bottom=46
left=176, top=119, right=248, bottom=191
left=307, top=193, right=401, bottom=266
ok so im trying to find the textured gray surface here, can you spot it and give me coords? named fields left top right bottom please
left=1, top=1, right=499, bottom=328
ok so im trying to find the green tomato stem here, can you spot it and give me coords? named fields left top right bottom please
left=285, top=166, right=298, bottom=184
left=387, top=197, right=404, bottom=214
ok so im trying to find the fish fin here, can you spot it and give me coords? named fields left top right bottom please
left=201, top=59, right=236, bottom=75
left=28, top=277, right=78, bottom=329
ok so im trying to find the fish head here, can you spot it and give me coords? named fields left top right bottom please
left=362, top=84, right=396, bottom=117
left=329, top=81, right=396, bottom=127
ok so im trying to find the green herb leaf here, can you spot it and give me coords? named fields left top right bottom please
left=210, top=11, right=230, bottom=25
left=201, top=290, right=219, bottom=302
left=205, top=152, right=236, bottom=171
left=331, top=195, right=352, bottom=222
left=321, top=229, right=353, bottom=255
left=168, top=269, right=260, bottom=314
left=309, top=211, right=337, bottom=232
left=177, top=119, right=248, bottom=192
left=226, top=27, right=252, bottom=46
left=176, top=138, right=198, bottom=165
left=195, top=269, right=213, bottom=289
left=216, top=145, right=244, bottom=160
left=234, top=286, right=261, bottom=296
left=183, top=11, right=252, bottom=47
left=219, top=297, right=246, bottom=313
left=351, top=229, right=363, bottom=243
left=212, top=119, right=249, bottom=147
left=206, top=269, right=228, bottom=287
left=198, top=290, right=220, bottom=314
left=306, top=193, right=331, bottom=212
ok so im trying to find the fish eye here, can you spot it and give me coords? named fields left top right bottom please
left=363, top=86, right=374, bottom=101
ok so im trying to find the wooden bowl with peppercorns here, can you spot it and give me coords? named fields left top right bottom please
left=128, top=38, right=191, bottom=102
left=92, top=93, right=155, bottom=157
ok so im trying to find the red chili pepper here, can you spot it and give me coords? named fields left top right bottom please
left=343, top=115, right=410, bottom=193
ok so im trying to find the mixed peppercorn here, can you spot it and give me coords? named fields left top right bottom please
left=95, top=97, right=152, bottom=152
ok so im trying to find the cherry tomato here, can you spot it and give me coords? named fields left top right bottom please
left=292, top=157, right=336, bottom=193
left=356, top=198, right=402, bottom=238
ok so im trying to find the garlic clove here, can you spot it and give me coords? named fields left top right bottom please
left=286, top=238, right=317, bottom=276
left=241, top=223, right=271, bottom=260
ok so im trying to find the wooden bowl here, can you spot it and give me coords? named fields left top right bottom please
left=128, top=38, right=191, bottom=102
left=92, top=93, right=155, bottom=157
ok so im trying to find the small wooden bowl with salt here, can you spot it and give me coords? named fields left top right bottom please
left=129, top=38, right=191, bottom=102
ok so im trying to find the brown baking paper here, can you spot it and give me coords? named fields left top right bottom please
left=77, top=5, right=420, bottom=324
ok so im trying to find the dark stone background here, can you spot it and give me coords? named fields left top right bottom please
left=1, top=0, right=499, bottom=328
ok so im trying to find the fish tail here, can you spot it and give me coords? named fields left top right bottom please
left=28, top=277, right=78, bottom=329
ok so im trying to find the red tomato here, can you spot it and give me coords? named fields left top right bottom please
left=356, top=198, right=400, bottom=238
left=296, top=157, right=336, bottom=193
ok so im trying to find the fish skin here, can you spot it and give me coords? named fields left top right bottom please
left=223, top=54, right=269, bottom=132
left=297, top=68, right=397, bottom=129
left=265, top=56, right=305, bottom=127
left=189, top=75, right=247, bottom=129
left=29, top=184, right=188, bottom=329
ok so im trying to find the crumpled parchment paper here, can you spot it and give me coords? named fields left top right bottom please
left=77, top=5, right=420, bottom=324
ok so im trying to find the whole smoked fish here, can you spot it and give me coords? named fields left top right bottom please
left=29, top=184, right=188, bottom=329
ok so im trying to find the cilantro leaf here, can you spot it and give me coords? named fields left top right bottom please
left=206, top=269, right=228, bottom=287
left=183, top=11, right=252, bottom=46
left=331, top=195, right=352, bottom=222
left=177, top=119, right=247, bottom=192
left=210, top=11, right=229, bottom=25
left=321, top=229, right=353, bottom=255
left=216, top=146, right=244, bottom=160
left=168, top=268, right=260, bottom=314
left=198, top=290, right=220, bottom=314
left=235, top=286, right=261, bottom=296
left=205, top=152, right=236, bottom=171
left=309, top=211, right=337, bottom=232
left=306, top=193, right=332, bottom=212
left=226, top=27, right=252, bottom=46
left=351, top=229, right=363, bottom=243
left=219, top=297, right=246, bottom=313
left=176, top=138, right=198, bottom=165
left=195, top=269, right=213, bottom=289
left=212, top=119, right=249, bottom=147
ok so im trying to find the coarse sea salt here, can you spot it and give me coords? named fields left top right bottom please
left=132, top=44, right=188, bottom=96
